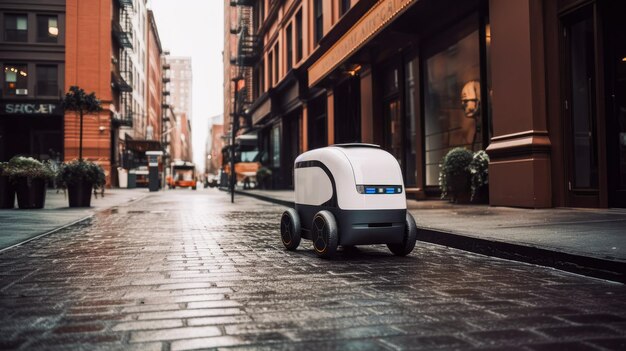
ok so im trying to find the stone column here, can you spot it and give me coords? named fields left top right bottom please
left=486, top=0, right=552, bottom=208
left=360, top=67, right=374, bottom=144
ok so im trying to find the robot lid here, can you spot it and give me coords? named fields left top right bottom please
left=294, top=144, right=405, bottom=210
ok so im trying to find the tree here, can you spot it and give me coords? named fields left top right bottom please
left=62, top=86, right=103, bottom=161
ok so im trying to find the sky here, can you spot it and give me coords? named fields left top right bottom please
left=149, top=0, right=224, bottom=172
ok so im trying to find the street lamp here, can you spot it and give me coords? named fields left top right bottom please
left=230, top=77, right=244, bottom=203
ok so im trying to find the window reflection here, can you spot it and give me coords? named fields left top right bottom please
left=424, top=30, right=481, bottom=186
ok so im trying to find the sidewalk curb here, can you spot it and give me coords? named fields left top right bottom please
left=417, top=228, right=625, bottom=284
left=234, top=189, right=295, bottom=208
left=234, top=190, right=625, bottom=284
left=0, top=192, right=151, bottom=254
left=0, top=215, right=93, bottom=254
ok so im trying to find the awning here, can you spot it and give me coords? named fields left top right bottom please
left=308, top=0, right=417, bottom=87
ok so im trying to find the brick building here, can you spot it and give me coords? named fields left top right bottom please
left=1, top=0, right=169, bottom=187
left=225, top=0, right=626, bottom=208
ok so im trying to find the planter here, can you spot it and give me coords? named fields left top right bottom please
left=0, top=175, right=15, bottom=209
left=15, top=177, right=47, bottom=209
left=448, top=174, right=471, bottom=203
left=472, top=185, right=490, bottom=204
left=67, top=179, right=93, bottom=207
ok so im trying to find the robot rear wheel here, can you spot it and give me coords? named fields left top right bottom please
left=312, top=210, right=338, bottom=259
left=280, top=208, right=301, bottom=250
left=387, top=213, right=417, bottom=256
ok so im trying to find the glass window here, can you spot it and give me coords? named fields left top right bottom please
left=296, top=10, right=303, bottom=62
left=37, top=15, right=58, bottom=43
left=341, top=0, right=351, bottom=16
left=36, top=65, right=58, bottom=96
left=272, top=124, right=281, bottom=168
left=267, top=52, right=273, bottom=88
left=424, top=29, right=482, bottom=186
left=314, top=0, right=323, bottom=45
left=5, top=14, right=28, bottom=42
left=274, top=43, right=279, bottom=84
left=404, top=57, right=419, bottom=187
left=4, top=64, right=28, bottom=96
left=286, top=24, right=293, bottom=71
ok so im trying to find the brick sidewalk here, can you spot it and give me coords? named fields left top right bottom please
left=234, top=189, right=626, bottom=282
left=1, top=190, right=625, bottom=350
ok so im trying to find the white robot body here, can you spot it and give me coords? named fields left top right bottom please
left=293, top=144, right=408, bottom=246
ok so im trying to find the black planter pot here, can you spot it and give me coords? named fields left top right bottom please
left=67, top=179, right=93, bottom=207
left=0, top=175, right=15, bottom=209
left=448, top=173, right=471, bottom=203
left=15, top=177, right=46, bottom=209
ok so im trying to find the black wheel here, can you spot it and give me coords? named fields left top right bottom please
left=280, top=208, right=301, bottom=250
left=387, top=212, right=417, bottom=256
left=192, top=186, right=197, bottom=190
left=311, top=210, right=338, bottom=258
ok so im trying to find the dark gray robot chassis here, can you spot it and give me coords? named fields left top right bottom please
left=280, top=144, right=418, bottom=258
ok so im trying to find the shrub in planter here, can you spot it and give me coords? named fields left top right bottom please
left=469, top=150, right=490, bottom=202
left=0, top=162, right=16, bottom=209
left=6, top=156, right=55, bottom=209
left=256, top=167, right=272, bottom=190
left=439, top=148, right=473, bottom=203
left=57, top=160, right=106, bottom=207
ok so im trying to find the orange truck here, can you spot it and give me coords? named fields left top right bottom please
left=221, top=134, right=261, bottom=188
left=166, top=162, right=197, bottom=190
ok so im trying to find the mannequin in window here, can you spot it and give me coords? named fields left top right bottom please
left=461, top=80, right=481, bottom=118
left=461, top=80, right=481, bottom=150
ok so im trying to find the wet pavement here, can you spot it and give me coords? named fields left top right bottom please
left=0, top=188, right=148, bottom=251
left=1, top=190, right=625, bottom=350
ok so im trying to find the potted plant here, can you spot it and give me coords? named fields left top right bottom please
left=6, top=156, right=55, bottom=209
left=0, top=162, right=16, bottom=209
left=62, top=86, right=103, bottom=160
left=256, top=167, right=272, bottom=190
left=439, top=147, right=473, bottom=203
left=57, top=160, right=106, bottom=207
left=470, top=150, right=490, bottom=203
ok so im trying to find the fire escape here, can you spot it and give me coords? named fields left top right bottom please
left=230, top=0, right=260, bottom=134
left=111, top=0, right=134, bottom=127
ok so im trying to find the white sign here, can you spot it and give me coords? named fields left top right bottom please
left=2, top=103, right=60, bottom=115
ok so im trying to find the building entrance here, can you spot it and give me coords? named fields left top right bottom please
left=562, top=5, right=601, bottom=207
left=604, top=0, right=626, bottom=207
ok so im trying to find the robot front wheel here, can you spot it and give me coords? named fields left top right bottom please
left=280, top=208, right=301, bottom=250
left=311, top=210, right=338, bottom=259
left=387, top=213, right=418, bottom=256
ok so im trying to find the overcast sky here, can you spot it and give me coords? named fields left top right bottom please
left=149, top=0, right=224, bottom=172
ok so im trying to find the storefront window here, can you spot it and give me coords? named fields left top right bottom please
left=4, top=64, right=28, bottom=96
left=272, top=124, right=281, bottom=168
left=424, top=30, right=482, bottom=186
left=404, top=57, right=419, bottom=187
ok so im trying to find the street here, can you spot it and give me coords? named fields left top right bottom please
left=1, top=190, right=625, bottom=350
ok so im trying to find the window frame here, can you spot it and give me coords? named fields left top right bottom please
left=313, top=0, right=323, bottom=46
left=3, top=63, right=29, bottom=96
left=296, top=10, right=303, bottom=62
left=286, top=23, right=293, bottom=71
left=36, top=14, right=58, bottom=43
left=36, top=64, right=58, bottom=97
left=4, top=13, right=28, bottom=42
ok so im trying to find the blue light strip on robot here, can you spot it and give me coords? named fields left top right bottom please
left=357, top=185, right=403, bottom=194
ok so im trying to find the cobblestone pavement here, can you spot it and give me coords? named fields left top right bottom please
left=1, top=190, right=625, bottom=350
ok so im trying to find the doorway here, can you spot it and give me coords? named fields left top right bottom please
left=603, top=0, right=626, bottom=207
left=561, top=5, right=600, bottom=207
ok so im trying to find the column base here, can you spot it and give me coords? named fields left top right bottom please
left=486, top=131, right=552, bottom=208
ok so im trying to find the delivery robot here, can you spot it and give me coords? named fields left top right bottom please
left=280, top=143, right=417, bottom=258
